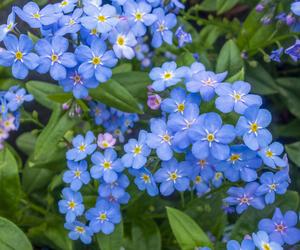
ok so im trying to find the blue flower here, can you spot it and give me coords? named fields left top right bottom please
left=149, top=62, right=188, bottom=92
left=4, top=87, right=33, bottom=112
left=215, top=81, right=262, bottom=114
left=86, top=199, right=121, bottom=234
left=89, top=101, right=110, bottom=125
left=161, top=87, right=201, bottom=114
left=151, top=8, right=177, bottom=48
left=175, top=26, right=192, bottom=48
left=216, top=145, right=262, bottom=182
left=252, top=231, right=283, bottom=250
left=109, top=22, right=138, bottom=59
left=98, top=174, right=130, bottom=204
left=224, top=182, right=265, bottom=214
left=0, top=34, right=39, bottom=79
left=56, top=8, right=83, bottom=36
left=226, top=239, right=255, bottom=250
left=13, top=2, right=61, bottom=28
left=256, top=171, right=289, bottom=204
left=66, top=131, right=97, bottom=161
left=0, top=12, right=15, bottom=42
left=81, top=3, right=119, bottom=33
left=167, top=103, right=200, bottom=150
left=192, top=170, right=210, bottom=196
left=58, top=188, right=84, bottom=222
left=190, top=112, right=236, bottom=160
left=154, top=158, right=192, bottom=196
left=121, top=130, right=151, bottom=169
left=285, top=40, right=300, bottom=62
left=63, top=160, right=91, bottom=191
left=291, top=2, right=300, bottom=16
left=64, top=221, right=93, bottom=244
left=258, top=142, right=287, bottom=169
left=90, top=148, right=124, bottom=183
left=186, top=70, right=227, bottom=102
left=59, top=68, right=98, bottom=99
left=146, top=118, right=174, bottom=161
left=258, top=208, right=300, bottom=245
left=236, top=105, right=272, bottom=151
left=270, top=48, right=283, bottom=63
left=75, top=38, right=117, bottom=82
left=56, top=0, right=78, bottom=14
left=35, top=36, right=77, bottom=80
left=186, top=62, right=206, bottom=80
left=124, top=0, right=157, bottom=37
left=129, top=167, right=159, bottom=196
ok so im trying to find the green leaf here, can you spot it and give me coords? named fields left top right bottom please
left=0, top=217, right=32, bottom=250
left=131, top=219, right=161, bottom=250
left=198, top=0, right=217, bottom=11
left=47, top=93, right=73, bottom=104
left=0, top=145, right=21, bottom=216
left=245, top=63, right=278, bottom=95
left=273, top=119, right=300, bottom=138
left=30, top=108, right=78, bottom=169
left=231, top=191, right=300, bottom=241
left=216, top=39, right=243, bottom=77
left=277, top=78, right=300, bottom=119
left=226, top=67, right=245, bottom=83
left=26, top=81, right=63, bottom=109
left=177, top=52, right=196, bottom=67
left=0, top=78, right=22, bottom=90
left=96, top=221, right=123, bottom=250
left=112, top=63, right=133, bottom=74
left=90, top=79, right=143, bottom=114
left=217, top=0, right=239, bottom=14
left=166, top=207, right=212, bottom=250
left=199, top=25, right=225, bottom=48
left=286, top=142, right=300, bottom=166
left=16, top=132, right=37, bottom=155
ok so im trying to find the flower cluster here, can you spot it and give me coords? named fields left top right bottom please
left=0, top=86, right=33, bottom=149
left=0, top=0, right=185, bottom=99
left=225, top=207, right=300, bottom=250
left=60, top=130, right=131, bottom=244
left=89, top=101, right=139, bottom=143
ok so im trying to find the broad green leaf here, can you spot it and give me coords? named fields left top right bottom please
left=28, top=217, right=72, bottom=250
left=277, top=78, right=300, bottom=119
left=286, top=142, right=300, bottom=166
left=166, top=207, right=212, bottom=249
left=26, top=81, right=62, bottom=109
left=112, top=63, right=133, bottom=74
left=197, top=0, right=217, bottom=11
left=216, top=40, right=243, bottom=77
left=217, top=0, right=239, bottom=14
left=131, top=219, right=161, bottom=250
left=199, top=25, right=225, bottom=48
left=112, top=71, right=150, bottom=102
left=47, top=93, right=73, bottom=104
left=0, top=145, right=21, bottom=216
left=0, top=217, right=32, bottom=250
left=274, top=119, right=300, bottom=138
left=30, top=108, right=78, bottom=169
left=245, top=63, right=278, bottom=95
left=0, top=78, right=22, bottom=90
left=90, top=79, right=143, bottom=114
left=16, top=132, right=37, bottom=155
left=96, top=221, right=123, bottom=250
left=231, top=191, right=300, bottom=241
left=177, top=52, right=196, bottom=67
left=226, top=67, right=245, bottom=83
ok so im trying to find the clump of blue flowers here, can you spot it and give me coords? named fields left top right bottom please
left=0, top=86, right=33, bottom=149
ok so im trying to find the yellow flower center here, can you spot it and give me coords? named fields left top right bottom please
left=135, top=12, right=143, bottom=21
left=92, top=56, right=101, bottom=65
left=117, top=36, right=125, bottom=46
left=101, top=141, right=109, bottom=148
left=69, top=19, right=75, bottom=25
left=215, top=172, right=222, bottom=180
left=68, top=200, right=76, bottom=210
left=198, top=159, right=206, bottom=167
left=195, top=176, right=202, bottom=183
left=74, top=170, right=81, bottom=177
left=61, top=0, right=68, bottom=6
left=103, top=161, right=112, bottom=169
left=266, top=150, right=273, bottom=158
left=158, top=24, right=165, bottom=31
left=262, top=243, right=271, bottom=250
left=162, top=134, right=171, bottom=142
left=51, top=54, right=59, bottom=63
left=98, top=15, right=106, bottom=22
left=233, top=93, right=241, bottom=101
left=32, top=13, right=41, bottom=19
left=4, top=121, right=11, bottom=127
left=250, top=123, right=258, bottom=133
left=202, top=78, right=216, bottom=86
left=206, top=133, right=215, bottom=142
left=142, top=174, right=150, bottom=183
left=230, top=154, right=241, bottom=163
left=177, top=103, right=185, bottom=112
left=163, top=71, right=173, bottom=80
left=90, top=28, right=98, bottom=35
left=133, top=145, right=142, bottom=155
left=99, top=213, right=107, bottom=221
left=15, top=51, right=23, bottom=60
left=75, top=226, right=85, bottom=233
left=269, top=183, right=277, bottom=190
left=169, top=172, right=178, bottom=181
left=78, top=144, right=86, bottom=152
